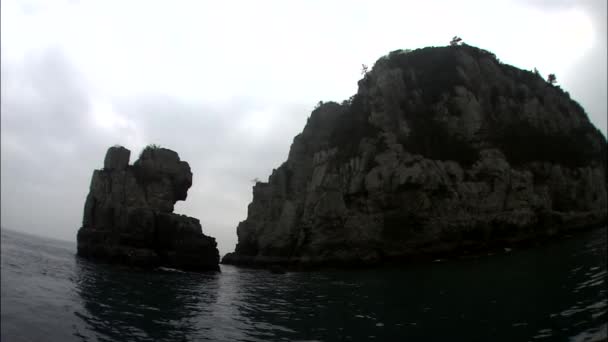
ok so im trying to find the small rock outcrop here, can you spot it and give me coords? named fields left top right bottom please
left=77, top=145, right=220, bottom=271
left=222, top=45, right=607, bottom=268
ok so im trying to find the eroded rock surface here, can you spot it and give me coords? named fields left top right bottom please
left=222, top=45, right=607, bottom=267
left=77, top=146, right=220, bottom=271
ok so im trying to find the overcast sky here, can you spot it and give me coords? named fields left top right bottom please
left=1, top=0, right=606, bottom=256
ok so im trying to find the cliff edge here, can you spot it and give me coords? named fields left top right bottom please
left=222, top=44, right=607, bottom=267
left=77, top=145, right=220, bottom=271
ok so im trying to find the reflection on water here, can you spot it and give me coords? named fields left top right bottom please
left=74, top=260, right=220, bottom=341
left=1, top=227, right=607, bottom=341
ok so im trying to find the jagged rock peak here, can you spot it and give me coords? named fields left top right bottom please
left=104, top=145, right=130, bottom=170
left=222, top=44, right=607, bottom=268
left=77, top=145, right=220, bottom=272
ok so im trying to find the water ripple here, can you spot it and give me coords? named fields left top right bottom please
left=2, top=227, right=607, bottom=341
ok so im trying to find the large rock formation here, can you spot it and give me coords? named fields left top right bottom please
left=77, top=145, right=220, bottom=271
left=222, top=45, right=607, bottom=267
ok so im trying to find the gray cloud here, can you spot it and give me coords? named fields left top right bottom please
left=1, top=49, right=101, bottom=241
left=0, top=47, right=311, bottom=254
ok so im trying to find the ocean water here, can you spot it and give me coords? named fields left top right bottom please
left=1, top=227, right=606, bottom=342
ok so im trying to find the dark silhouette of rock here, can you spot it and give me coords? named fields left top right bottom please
left=104, top=145, right=130, bottom=170
left=222, top=44, right=607, bottom=268
left=77, top=145, right=220, bottom=271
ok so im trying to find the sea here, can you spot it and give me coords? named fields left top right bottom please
left=1, top=227, right=606, bottom=342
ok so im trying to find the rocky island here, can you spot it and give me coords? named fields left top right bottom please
left=77, top=145, right=220, bottom=271
left=222, top=44, right=607, bottom=268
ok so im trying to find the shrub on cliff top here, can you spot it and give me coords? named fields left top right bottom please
left=139, top=144, right=161, bottom=158
left=450, top=36, right=463, bottom=46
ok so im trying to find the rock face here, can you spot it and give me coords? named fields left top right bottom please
left=222, top=45, right=607, bottom=267
left=77, top=145, right=220, bottom=271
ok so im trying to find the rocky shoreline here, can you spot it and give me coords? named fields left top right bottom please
left=223, top=218, right=606, bottom=270
left=222, top=45, right=607, bottom=268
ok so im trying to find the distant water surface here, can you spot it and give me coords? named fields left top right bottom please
left=1, top=227, right=606, bottom=341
